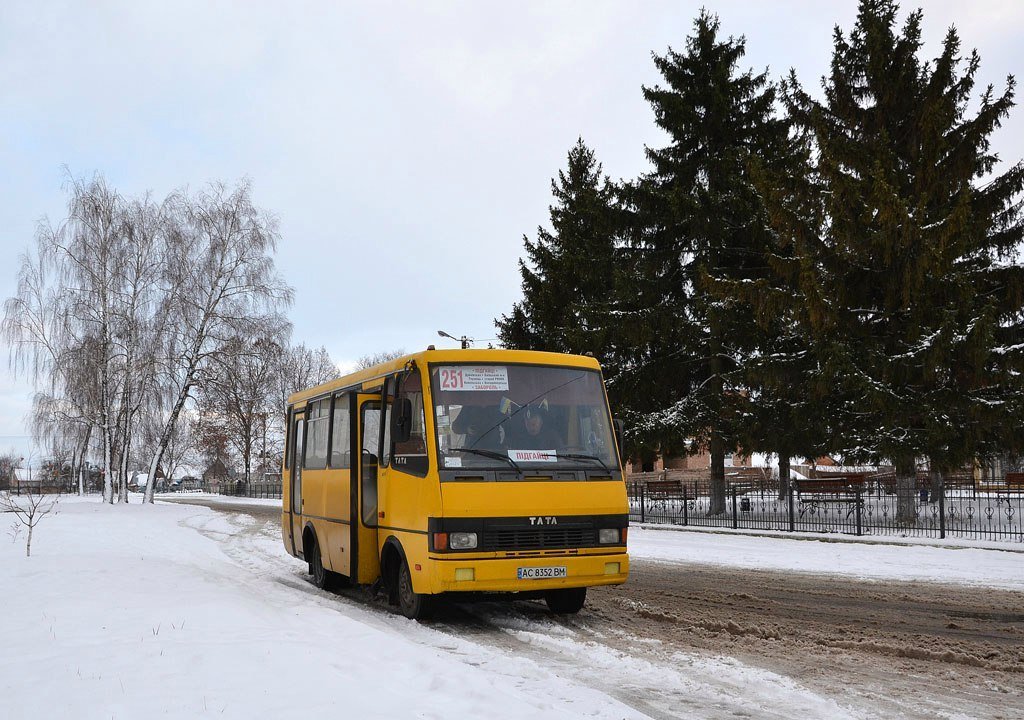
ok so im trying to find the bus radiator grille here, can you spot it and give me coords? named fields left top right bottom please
left=484, top=528, right=596, bottom=551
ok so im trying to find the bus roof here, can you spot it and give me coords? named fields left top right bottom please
left=286, top=348, right=603, bottom=407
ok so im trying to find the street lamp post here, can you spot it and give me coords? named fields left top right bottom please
left=437, top=330, right=472, bottom=349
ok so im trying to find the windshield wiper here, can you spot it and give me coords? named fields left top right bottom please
left=449, top=447, right=522, bottom=474
left=557, top=453, right=612, bottom=474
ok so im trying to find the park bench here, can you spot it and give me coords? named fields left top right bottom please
left=992, top=473, right=1024, bottom=504
left=644, top=479, right=683, bottom=498
left=793, top=477, right=865, bottom=518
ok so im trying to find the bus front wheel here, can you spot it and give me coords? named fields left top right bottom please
left=309, top=537, right=337, bottom=591
left=397, top=557, right=432, bottom=620
left=545, top=587, right=586, bottom=614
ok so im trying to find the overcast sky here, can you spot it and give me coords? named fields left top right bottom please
left=1, top=0, right=1021, bottom=461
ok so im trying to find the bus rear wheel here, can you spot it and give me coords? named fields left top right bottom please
left=545, top=587, right=586, bottom=614
left=397, top=557, right=432, bottom=620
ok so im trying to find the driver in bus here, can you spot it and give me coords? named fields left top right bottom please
left=510, top=402, right=562, bottom=450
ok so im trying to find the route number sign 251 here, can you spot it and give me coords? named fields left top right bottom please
left=437, top=366, right=509, bottom=392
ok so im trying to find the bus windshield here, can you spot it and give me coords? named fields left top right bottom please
left=430, top=363, right=618, bottom=472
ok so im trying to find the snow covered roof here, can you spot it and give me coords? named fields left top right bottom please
left=171, top=465, right=202, bottom=480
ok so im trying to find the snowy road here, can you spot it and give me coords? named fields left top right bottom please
left=167, top=495, right=1024, bottom=719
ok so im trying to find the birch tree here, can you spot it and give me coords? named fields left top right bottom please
left=143, top=181, right=293, bottom=503
left=3, top=177, right=123, bottom=502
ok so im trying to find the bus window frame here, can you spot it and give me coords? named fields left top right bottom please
left=360, top=399, right=381, bottom=528
left=380, top=377, right=393, bottom=468
left=329, top=391, right=353, bottom=469
left=302, top=395, right=331, bottom=470
left=426, top=360, right=622, bottom=474
left=389, top=367, right=430, bottom=478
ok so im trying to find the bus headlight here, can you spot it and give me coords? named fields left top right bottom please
left=449, top=532, right=478, bottom=550
left=598, top=528, right=621, bottom=544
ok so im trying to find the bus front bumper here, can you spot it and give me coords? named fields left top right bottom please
left=428, top=551, right=629, bottom=594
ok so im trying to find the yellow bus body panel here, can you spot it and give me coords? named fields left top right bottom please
left=439, top=480, right=627, bottom=519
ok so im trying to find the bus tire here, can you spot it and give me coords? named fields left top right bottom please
left=309, top=537, right=337, bottom=591
left=545, top=587, right=586, bottom=614
left=397, top=556, right=432, bottom=620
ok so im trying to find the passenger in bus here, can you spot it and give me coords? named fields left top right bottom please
left=509, top=402, right=562, bottom=450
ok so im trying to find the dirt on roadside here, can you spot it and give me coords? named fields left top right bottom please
left=586, top=558, right=1024, bottom=719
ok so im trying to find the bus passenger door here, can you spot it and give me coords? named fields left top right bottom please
left=355, top=395, right=382, bottom=585
left=288, top=412, right=305, bottom=557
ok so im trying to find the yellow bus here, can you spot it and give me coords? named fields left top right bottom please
left=281, top=348, right=629, bottom=619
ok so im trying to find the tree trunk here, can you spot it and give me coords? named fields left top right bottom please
left=895, top=457, right=917, bottom=524
left=77, top=426, right=92, bottom=496
left=144, top=380, right=194, bottom=504
left=708, top=431, right=726, bottom=515
left=118, top=420, right=131, bottom=503
left=102, top=414, right=113, bottom=504
left=777, top=452, right=791, bottom=501
left=928, top=466, right=942, bottom=504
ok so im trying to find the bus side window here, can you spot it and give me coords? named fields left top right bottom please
left=304, top=398, right=329, bottom=469
left=392, top=366, right=428, bottom=476
left=361, top=404, right=380, bottom=527
left=330, top=394, right=351, bottom=468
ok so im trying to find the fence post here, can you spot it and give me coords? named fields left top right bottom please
left=938, top=479, right=946, bottom=539
left=854, top=487, right=862, bottom=536
left=787, top=480, right=795, bottom=532
left=732, top=486, right=738, bottom=529
left=639, top=483, right=645, bottom=524
left=683, top=483, right=688, bottom=526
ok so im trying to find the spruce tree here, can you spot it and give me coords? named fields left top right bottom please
left=497, top=138, right=619, bottom=359
left=776, top=0, right=1024, bottom=521
left=622, top=11, right=790, bottom=513
left=497, top=138, right=632, bottom=411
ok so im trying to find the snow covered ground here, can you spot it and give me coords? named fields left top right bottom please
left=631, top=524, right=1024, bottom=591
left=1, top=494, right=1020, bottom=719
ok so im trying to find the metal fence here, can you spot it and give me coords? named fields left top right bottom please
left=628, top=478, right=1024, bottom=543
left=216, top=481, right=282, bottom=499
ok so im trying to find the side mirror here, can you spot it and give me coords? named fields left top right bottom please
left=392, top=397, right=413, bottom=443
left=613, top=418, right=625, bottom=460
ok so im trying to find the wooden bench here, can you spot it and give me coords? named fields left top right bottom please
left=639, top=479, right=683, bottom=512
left=644, top=479, right=683, bottom=498
left=992, top=473, right=1024, bottom=504
left=794, top=477, right=864, bottom=494
left=793, top=478, right=864, bottom=518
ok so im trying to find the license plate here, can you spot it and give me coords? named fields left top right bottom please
left=517, top=566, right=567, bottom=580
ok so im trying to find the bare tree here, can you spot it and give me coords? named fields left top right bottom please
left=199, top=322, right=288, bottom=485
left=139, top=406, right=198, bottom=486
left=275, top=343, right=340, bottom=410
left=0, top=451, right=17, bottom=491
left=59, top=177, right=126, bottom=503
left=355, top=348, right=405, bottom=371
left=1, top=486, right=59, bottom=557
left=143, top=181, right=293, bottom=504
left=4, top=177, right=294, bottom=506
left=2, top=178, right=116, bottom=501
left=108, top=193, right=166, bottom=502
